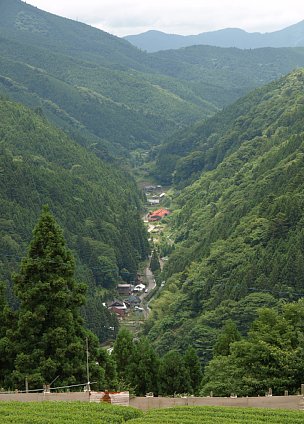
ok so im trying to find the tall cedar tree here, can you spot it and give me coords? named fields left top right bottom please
left=184, top=346, right=203, bottom=394
left=11, top=206, right=103, bottom=389
left=112, top=327, right=135, bottom=382
left=158, top=350, right=191, bottom=396
left=127, top=337, right=159, bottom=396
left=150, top=249, right=161, bottom=273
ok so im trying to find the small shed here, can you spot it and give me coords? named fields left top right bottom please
left=117, top=284, right=132, bottom=296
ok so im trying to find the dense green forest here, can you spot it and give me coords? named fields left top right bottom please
left=0, top=96, right=149, bottom=341
left=153, top=65, right=304, bottom=185
left=145, top=69, right=304, bottom=393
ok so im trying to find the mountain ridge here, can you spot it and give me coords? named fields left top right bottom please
left=125, top=20, right=304, bottom=52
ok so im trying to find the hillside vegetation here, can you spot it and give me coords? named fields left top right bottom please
left=150, top=45, right=304, bottom=109
left=153, top=57, right=304, bottom=184
left=146, top=69, right=304, bottom=368
left=0, top=0, right=213, bottom=156
left=0, top=96, right=149, bottom=341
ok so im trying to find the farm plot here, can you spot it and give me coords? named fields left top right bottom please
left=127, top=406, right=304, bottom=424
left=0, top=401, right=142, bottom=423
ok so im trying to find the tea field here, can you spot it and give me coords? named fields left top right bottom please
left=0, top=402, right=142, bottom=423
left=0, top=403, right=303, bottom=423
left=128, top=406, right=304, bottom=424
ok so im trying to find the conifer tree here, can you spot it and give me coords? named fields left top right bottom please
left=11, top=206, right=103, bottom=389
left=184, top=346, right=202, bottom=394
left=127, top=337, right=159, bottom=396
left=112, top=327, right=135, bottom=382
left=158, top=350, right=191, bottom=396
left=150, top=249, right=161, bottom=273
left=213, top=319, right=241, bottom=357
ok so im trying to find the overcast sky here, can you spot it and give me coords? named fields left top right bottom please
left=25, top=0, right=304, bottom=37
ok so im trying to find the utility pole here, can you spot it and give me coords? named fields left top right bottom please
left=86, top=337, right=91, bottom=392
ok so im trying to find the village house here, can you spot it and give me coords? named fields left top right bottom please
left=108, top=300, right=128, bottom=318
left=124, top=294, right=141, bottom=308
left=148, top=208, right=170, bottom=222
left=133, top=283, right=146, bottom=293
left=147, top=198, right=160, bottom=205
left=117, top=283, right=133, bottom=296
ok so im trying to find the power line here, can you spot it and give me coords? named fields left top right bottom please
left=0, top=381, right=97, bottom=395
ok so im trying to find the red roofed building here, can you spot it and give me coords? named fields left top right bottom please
left=148, top=208, right=170, bottom=222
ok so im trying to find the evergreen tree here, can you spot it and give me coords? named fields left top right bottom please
left=184, top=346, right=202, bottom=394
left=158, top=350, right=191, bottom=396
left=213, top=319, right=241, bottom=357
left=112, top=327, right=135, bottom=382
left=150, top=249, right=161, bottom=273
left=98, top=348, right=118, bottom=390
left=127, top=337, right=159, bottom=396
left=10, top=206, right=103, bottom=389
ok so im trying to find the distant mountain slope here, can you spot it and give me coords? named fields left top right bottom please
left=149, top=45, right=304, bottom=109
left=152, top=46, right=304, bottom=184
left=1, top=0, right=145, bottom=68
left=0, top=0, right=210, bottom=156
left=125, top=20, right=304, bottom=52
left=0, top=95, right=149, bottom=341
left=146, top=69, right=304, bottom=358
left=3, top=1, right=304, bottom=159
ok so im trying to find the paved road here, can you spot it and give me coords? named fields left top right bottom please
left=139, top=266, right=157, bottom=318
left=145, top=267, right=156, bottom=291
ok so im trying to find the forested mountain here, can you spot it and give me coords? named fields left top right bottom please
left=153, top=52, right=304, bottom=184
left=2, top=1, right=304, bottom=160
left=146, top=69, right=304, bottom=363
left=0, top=95, right=149, bottom=341
left=150, top=46, right=304, bottom=109
left=125, top=20, right=304, bottom=52
left=0, top=0, right=216, bottom=156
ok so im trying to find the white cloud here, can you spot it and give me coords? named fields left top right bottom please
left=25, top=0, right=304, bottom=36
